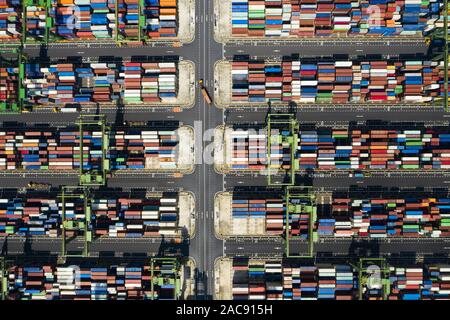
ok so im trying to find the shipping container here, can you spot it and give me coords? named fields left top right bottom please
left=231, top=57, right=445, bottom=104
left=0, top=0, right=22, bottom=42
left=231, top=259, right=450, bottom=300
left=230, top=0, right=443, bottom=39
left=0, top=127, right=181, bottom=171
left=0, top=189, right=182, bottom=237
left=229, top=188, right=450, bottom=239
left=6, top=261, right=180, bottom=300
left=23, top=61, right=178, bottom=107
left=226, top=124, right=450, bottom=171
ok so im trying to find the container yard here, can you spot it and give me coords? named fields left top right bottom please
left=0, top=0, right=22, bottom=43
left=215, top=56, right=445, bottom=108
left=215, top=187, right=450, bottom=239
left=15, top=59, right=195, bottom=110
left=0, top=64, right=19, bottom=111
left=0, top=188, right=195, bottom=238
left=0, top=124, right=195, bottom=173
left=2, top=0, right=196, bottom=45
left=215, top=122, right=450, bottom=173
left=0, top=0, right=449, bottom=305
left=215, top=257, right=450, bottom=300
left=2, top=258, right=184, bottom=300
left=214, top=0, right=445, bottom=43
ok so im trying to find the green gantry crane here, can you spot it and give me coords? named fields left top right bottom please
left=284, top=186, right=316, bottom=258
left=0, top=257, right=8, bottom=300
left=266, top=113, right=299, bottom=186
left=77, top=115, right=110, bottom=186
left=115, top=0, right=145, bottom=45
left=355, top=258, right=391, bottom=300
left=0, top=48, right=25, bottom=113
left=22, top=0, right=52, bottom=45
left=150, top=258, right=181, bottom=300
left=430, top=1, right=448, bottom=111
left=59, top=186, right=92, bottom=258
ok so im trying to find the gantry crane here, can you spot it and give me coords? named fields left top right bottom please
left=0, top=48, right=26, bottom=113
left=266, top=112, right=299, bottom=186
left=353, top=258, right=391, bottom=300
left=150, top=258, right=182, bottom=300
left=59, top=186, right=92, bottom=258
left=77, top=115, right=110, bottom=186
left=22, top=0, right=52, bottom=45
left=0, top=257, right=7, bottom=300
left=284, top=186, right=316, bottom=258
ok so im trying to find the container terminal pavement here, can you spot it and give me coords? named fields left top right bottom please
left=0, top=0, right=449, bottom=304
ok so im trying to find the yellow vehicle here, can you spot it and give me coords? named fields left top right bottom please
left=198, top=79, right=212, bottom=105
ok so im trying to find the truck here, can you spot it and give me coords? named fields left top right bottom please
left=199, top=79, right=212, bottom=105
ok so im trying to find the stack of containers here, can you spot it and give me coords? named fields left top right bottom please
left=0, top=66, right=18, bottom=107
left=231, top=195, right=285, bottom=234
left=231, top=1, right=249, bottom=36
left=0, top=0, right=21, bottom=42
left=230, top=0, right=441, bottom=38
left=234, top=261, right=358, bottom=300
left=7, top=264, right=177, bottom=300
left=92, top=196, right=179, bottom=237
left=248, top=261, right=267, bottom=300
left=423, top=266, right=450, bottom=299
left=269, top=129, right=292, bottom=171
left=0, top=197, right=60, bottom=237
left=48, top=0, right=179, bottom=41
left=230, top=130, right=266, bottom=170
left=49, top=0, right=117, bottom=40
left=0, top=190, right=181, bottom=238
left=140, top=62, right=177, bottom=103
left=389, top=267, right=424, bottom=300
left=120, top=62, right=143, bottom=103
left=57, top=198, right=89, bottom=238
left=264, top=2, right=283, bottom=37
left=0, top=127, right=181, bottom=172
left=109, top=129, right=179, bottom=170
left=232, top=258, right=250, bottom=299
left=24, top=5, right=47, bottom=41
left=23, top=61, right=178, bottom=106
left=231, top=57, right=443, bottom=104
left=296, top=128, right=450, bottom=170
left=231, top=61, right=250, bottom=101
left=292, top=266, right=319, bottom=300
left=318, top=197, right=450, bottom=238
left=117, top=0, right=140, bottom=39
left=233, top=260, right=450, bottom=300
left=265, top=262, right=283, bottom=300
left=144, top=0, right=177, bottom=38
left=286, top=197, right=311, bottom=239
left=0, top=129, right=79, bottom=171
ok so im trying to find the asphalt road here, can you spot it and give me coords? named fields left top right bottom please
left=224, top=238, right=450, bottom=257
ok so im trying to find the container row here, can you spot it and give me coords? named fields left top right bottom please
left=231, top=259, right=450, bottom=300
left=23, top=61, right=177, bottom=106
left=1, top=0, right=179, bottom=42
left=227, top=191, right=450, bottom=238
left=0, top=191, right=185, bottom=238
left=224, top=126, right=450, bottom=170
left=5, top=261, right=180, bottom=300
left=230, top=0, right=443, bottom=38
left=231, top=57, right=444, bottom=104
left=0, top=127, right=182, bottom=171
